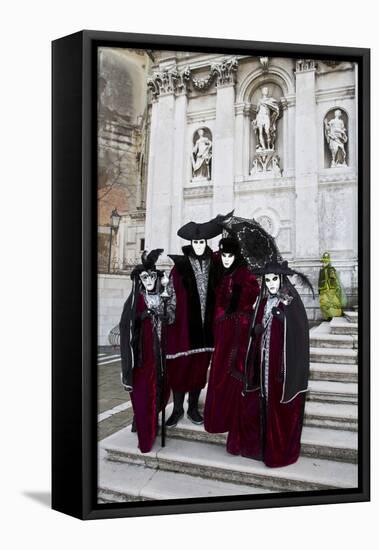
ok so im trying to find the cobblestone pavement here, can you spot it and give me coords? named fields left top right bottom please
left=97, top=350, right=133, bottom=442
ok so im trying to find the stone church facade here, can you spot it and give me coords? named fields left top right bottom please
left=98, top=49, right=358, bottom=344
left=143, top=52, right=358, bottom=321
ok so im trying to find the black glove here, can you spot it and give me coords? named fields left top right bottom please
left=271, top=306, right=284, bottom=322
left=254, top=323, right=264, bottom=336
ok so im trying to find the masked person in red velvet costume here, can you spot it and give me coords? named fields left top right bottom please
left=165, top=219, right=222, bottom=427
left=227, top=259, right=314, bottom=468
left=204, top=237, right=260, bottom=434
left=119, top=249, right=174, bottom=453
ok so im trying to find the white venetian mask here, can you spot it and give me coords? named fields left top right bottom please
left=265, top=273, right=280, bottom=295
left=191, top=239, right=206, bottom=256
left=221, top=252, right=235, bottom=269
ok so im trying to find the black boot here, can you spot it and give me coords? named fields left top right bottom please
left=187, top=389, right=203, bottom=425
left=131, top=415, right=137, bottom=432
left=166, top=392, right=185, bottom=428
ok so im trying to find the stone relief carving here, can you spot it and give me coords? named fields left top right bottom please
left=147, top=58, right=238, bottom=99
left=183, top=65, right=216, bottom=91
left=296, top=59, right=317, bottom=72
left=147, top=67, right=181, bottom=99
left=250, top=152, right=282, bottom=178
left=184, top=57, right=238, bottom=90
left=254, top=208, right=281, bottom=239
left=271, top=155, right=282, bottom=177
left=324, top=109, right=348, bottom=168
left=215, top=57, right=239, bottom=86
left=259, top=57, right=270, bottom=73
left=256, top=215, right=274, bottom=235
left=191, top=128, right=212, bottom=181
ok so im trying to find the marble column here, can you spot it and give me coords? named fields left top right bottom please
left=145, top=100, right=158, bottom=249
left=212, top=83, right=235, bottom=216
left=144, top=92, right=176, bottom=252
left=234, top=102, right=245, bottom=180
left=294, top=59, right=319, bottom=259
left=170, top=90, right=188, bottom=253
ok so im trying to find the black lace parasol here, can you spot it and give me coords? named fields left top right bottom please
left=214, top=211, right=282, bottom=272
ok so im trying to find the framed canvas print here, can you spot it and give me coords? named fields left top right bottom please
left=52, top=30, right=370, bottom=520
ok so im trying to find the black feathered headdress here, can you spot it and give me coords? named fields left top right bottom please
left=130, top=248, right=164, bottom=280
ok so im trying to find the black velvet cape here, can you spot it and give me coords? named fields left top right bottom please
left=246, top=276, right=310, bottom=403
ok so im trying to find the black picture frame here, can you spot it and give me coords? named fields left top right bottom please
left=52, top=30, right=370, bottom=520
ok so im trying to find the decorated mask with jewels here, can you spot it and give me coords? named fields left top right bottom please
left=265, top=273, right=281, bottom=295
left=139, top=270, right=158, bottom=292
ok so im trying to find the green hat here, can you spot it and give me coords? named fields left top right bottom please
left=322, top=252, right=331, bottom=264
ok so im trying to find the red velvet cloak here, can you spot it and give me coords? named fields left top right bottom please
left=129, top=293, right=170, bottom=453
left=204, top=265, right=259, bottom=433
left=227, top=297, right=306, bottom=468
left=166, top=248, right=217, bottom=392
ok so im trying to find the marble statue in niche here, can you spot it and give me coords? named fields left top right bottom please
left=191, top=128, right=212, bottom=181
left=250, top=86, right=283, bottom=178
left=324, top=109, right=348, bottom=168
left=253, top=86, right=281, bottom=151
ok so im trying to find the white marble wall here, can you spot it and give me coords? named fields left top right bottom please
left=98, top=274, right=132, bottom=346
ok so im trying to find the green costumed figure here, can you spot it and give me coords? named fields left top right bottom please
left=318, top=252, right=346, bottom=320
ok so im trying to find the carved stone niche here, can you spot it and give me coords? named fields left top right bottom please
left=191, top=127, right=213, bottom=182
left=324, top=108, right=349, bottom=169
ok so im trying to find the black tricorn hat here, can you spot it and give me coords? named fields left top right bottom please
left=256, top=259, right=294, bottom=276
left=177, top=220, right=222, bottom=241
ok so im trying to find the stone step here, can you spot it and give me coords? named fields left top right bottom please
left=310, top=347, right=358, bottom=365
left=344, top=311, right=358, bottom=324
left=309, top=362, right=357, bottom=383
left=304, top=400, right=357, bottom=432
left=330, top=317, right=358, bottom=336
left=167, top=413, right=357, bottom=463
left=98, top=448, right=274, bottom=503
left=102, top=428, right=358, bottom=492
left=198, top=381, right=357, bottom=408
left=310, top=334, right=356, bottom=349
left=310, top=322, right=356, bottom=349
left=307, top=380, right=358, bottom=404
